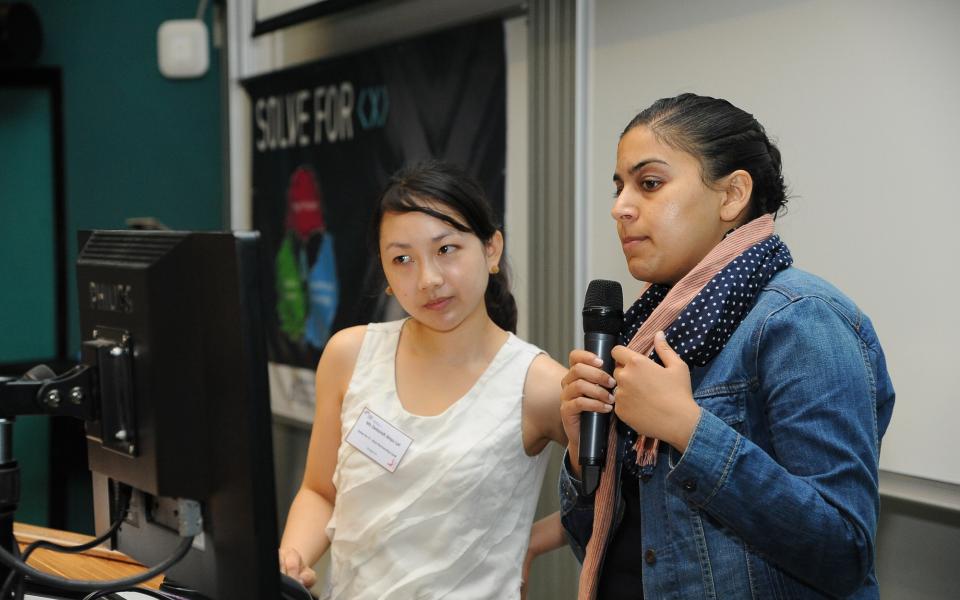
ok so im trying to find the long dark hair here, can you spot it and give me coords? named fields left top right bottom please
left=371, top=160, right=517, bottom=333
left=623, top=93, right=789, bottom=220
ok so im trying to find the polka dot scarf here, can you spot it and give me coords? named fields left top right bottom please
left=618, top=233, right=793, bottom=479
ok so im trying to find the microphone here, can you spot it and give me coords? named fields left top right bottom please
left=579, top=279, right=623, bottom=496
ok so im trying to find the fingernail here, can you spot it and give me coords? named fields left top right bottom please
left=604, top=403, right=614, bottom=411
left=656, top=331, right=666, bottom=341
left=608, top=393, right=615, bottom=403
left=593, top=356, right=603, bottom=367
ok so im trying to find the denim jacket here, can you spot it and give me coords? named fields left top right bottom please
left=560, top=267, right=895, bottom=599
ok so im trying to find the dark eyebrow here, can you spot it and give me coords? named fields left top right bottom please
left=384, top=231, right=457, bottom=251
left=629, top=159, right=668, bottom=174
left=613, top=159, right=669, bottom=182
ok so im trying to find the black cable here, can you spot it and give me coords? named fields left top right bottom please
left=1, top=517, right=126, bottom=600
left=2, top=538, right=22, bottom=600
left=157, top=580, right=213, bottom=599
left=0, top=534, right=194, bottom=593
left=22, top=519, right=122, bottom=557
left=81, top=586, right=179, bottom=600
left=1, top=486, right=132, bottom=599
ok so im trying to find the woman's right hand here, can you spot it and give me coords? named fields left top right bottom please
left=279, top=547, right=317, bottom=588
left=559, top=349, right=616, bottom=477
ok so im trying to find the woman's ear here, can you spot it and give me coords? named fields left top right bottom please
left=719, top=169, right=753, bottom=224
left=486, top=230, right=505, bottom=270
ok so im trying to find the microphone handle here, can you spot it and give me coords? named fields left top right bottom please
left=579, top=331, right=617, bottom=495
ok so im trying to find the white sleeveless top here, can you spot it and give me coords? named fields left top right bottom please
left=324, top=320, right=551, bottom=600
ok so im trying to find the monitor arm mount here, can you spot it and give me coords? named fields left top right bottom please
left=0, top=330, right=136, bottom=585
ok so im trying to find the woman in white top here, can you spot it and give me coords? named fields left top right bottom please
left=279, top=160, right=568, bottom=599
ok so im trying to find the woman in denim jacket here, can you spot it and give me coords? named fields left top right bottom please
left=559, top=94, right=895, bottom=599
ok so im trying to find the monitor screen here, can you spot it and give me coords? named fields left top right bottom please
left=76, top=230, right=280, bottom=600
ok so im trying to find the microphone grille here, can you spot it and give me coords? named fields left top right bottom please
left=582, top=279, right=623, bottom=334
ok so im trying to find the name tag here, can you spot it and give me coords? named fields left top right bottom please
left=344, top=407, right=413, bottom=472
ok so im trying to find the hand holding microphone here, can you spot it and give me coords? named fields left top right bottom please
left=559, top=280, right=622, bottom=496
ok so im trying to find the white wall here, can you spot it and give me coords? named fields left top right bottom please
left=586, top=0, right=960, bottom=489
left=585, top=3, right=960, bottom=594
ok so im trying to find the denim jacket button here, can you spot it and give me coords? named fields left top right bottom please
left=644, top=548, right=656, bottom=565
left=682, top=478, right=697, bottom=492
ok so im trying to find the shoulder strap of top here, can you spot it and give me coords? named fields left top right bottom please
left=474, top=333, right=545, bottom=396
left=342, top=319, right=405, bottom=406
left=504, top=334, right=545, bottom=371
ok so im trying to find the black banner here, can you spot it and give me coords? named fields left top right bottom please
left=242, top=20, right=506, bottom=419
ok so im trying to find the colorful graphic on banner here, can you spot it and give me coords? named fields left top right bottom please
left=243, top=20, right=506, bottom=422
left=275, top=165, right=338, bottom=349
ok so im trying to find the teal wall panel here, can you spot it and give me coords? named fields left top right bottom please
left=0, top=89, right=56, bottom=364
left=3, top=0, right=224, bottom=533
left=27, top=0, right=224, bottom=357
left=11, top=417, right=51, bottom=525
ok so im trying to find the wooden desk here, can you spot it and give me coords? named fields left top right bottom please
left=13, top=523, right=162, bottom=590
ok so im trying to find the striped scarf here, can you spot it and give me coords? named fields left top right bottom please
left=578, top=214, right=793, bottom=599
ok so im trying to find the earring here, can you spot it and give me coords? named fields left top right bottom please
left=490, top=265, right=500, bottom=275
left=385, top=286, right=393, bottom=296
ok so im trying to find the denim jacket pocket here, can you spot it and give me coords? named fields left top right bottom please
left=669, top=384, right=749, bottom=468
left=695, top=382, right=749, bottom=426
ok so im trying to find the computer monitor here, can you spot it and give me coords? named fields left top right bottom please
left=76, top=230, right=280, bottom=600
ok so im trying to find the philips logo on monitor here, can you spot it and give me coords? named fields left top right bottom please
left=89, top=281, right=134, bottom=314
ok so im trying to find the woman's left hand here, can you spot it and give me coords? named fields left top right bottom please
left=611, top=331, right=702, bottom=452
